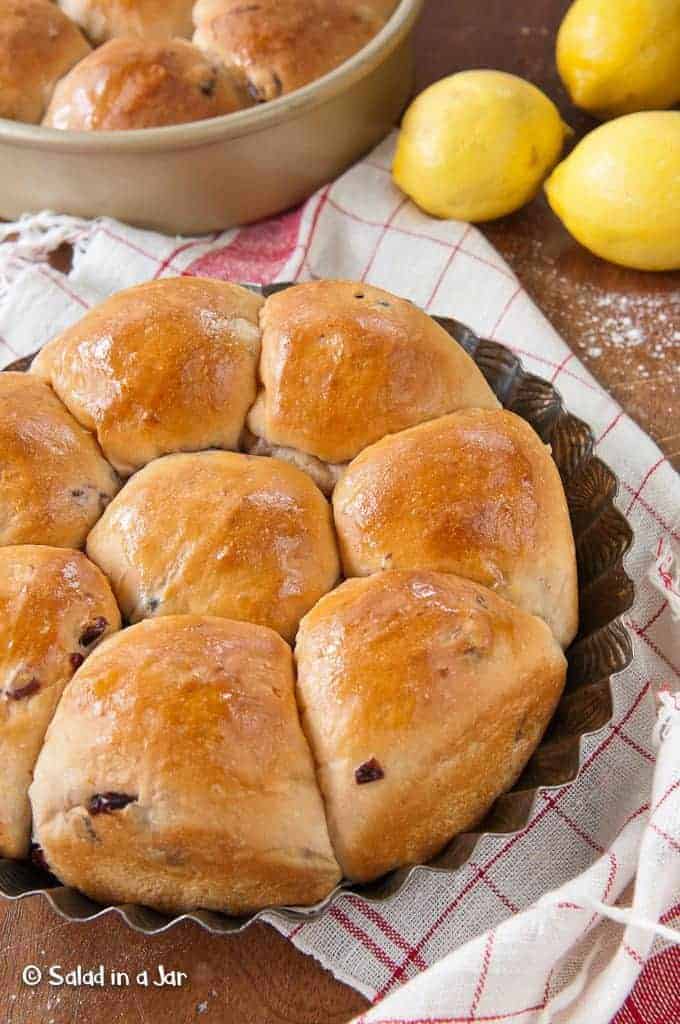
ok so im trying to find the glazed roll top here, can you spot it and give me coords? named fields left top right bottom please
left=0, top=373, right=119, bottom=549
left=0, top=0, right=90, bottom=123
left=86, top=451, right=340, bottom=641
left=247, top=280, right=499, bottom=466
left=333, top=409, right=579, bottom=647
left=42, top=37, right=251, bottom=130
left=295, top=571, right=567, bottom=882
left=193, top=0, right=386, bottom=102
left=32, top=278, right=263, bottom=475
left=0, top=546, right=120, bottom=858
left=57, top=0, right=195, bottom=45
left=30, top=616, right=341, bottom=914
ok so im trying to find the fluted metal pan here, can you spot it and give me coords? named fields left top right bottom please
left=0, top=298, right=634, bottom=934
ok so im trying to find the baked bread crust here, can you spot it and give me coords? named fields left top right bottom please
left=57, top=0, right=194, bottom=45
left=333, top=409, right=578, bottom=647
left=32, top=278, right=263, bottom=476
left=243, top=428, right=345, bottom=497
left=0, top=0, right=90, bottom=123
left=0, top=373, right=120, bottom=548
left=193, top=0, right=385, bottom=101
left=0, top=546, right=120, bottom=858
left=0, top=274, right=582, bottom=910
left=86, top=451, right=340, bottom=640
left=42, top=36, right=251, bottom=130
left=247, top=280, right=500, bottom=466
left=30, top=615, right=341, bottom=913
left=295, top=570, right=567, bottom=882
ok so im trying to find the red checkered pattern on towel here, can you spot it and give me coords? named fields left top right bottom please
left=0, top=134, right=677, bottom=1024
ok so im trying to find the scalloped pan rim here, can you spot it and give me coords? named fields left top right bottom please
left=0, top=284, right=635, bottom=934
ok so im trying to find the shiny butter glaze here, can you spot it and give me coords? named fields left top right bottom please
left=333, top=409, right=578, bottom=647
left=86, top=450, right=340, bottom=640
left=0, top=0, right=90, bottom=123
left=32, top=278, right=263, bottom=476
left=0, top=545, right=120, bottom=858
left=30, top=615, right=340, bottom=913
left=0, top=373, right=120, bottom=549
left=247, top=280, right=499, bottom=464
left=295, top=570, right=567, bottom=881
left=42, top=36, right=251, bottom=130
left=58, top=0, right=194, bottom=45
left=193, top=0, right=386, bottom=102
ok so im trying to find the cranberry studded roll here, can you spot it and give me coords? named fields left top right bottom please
left=32, top=278, right=262, bottom=476
left=86, top=451, right=340, bottom=641
left=0, top=546, right=120, bottom=858
left=57, top=0, right=194, bottom=45
left=0, top=373, right=120, bottom=549
left=193, top=0, right=386, bottom=102
left=295, top=571, right=567, bottom=882
left=245, top=280, right=499, bottom=492
left=30, top=616, right=341, bottom=913
left=0, top=0, right=90, bottom=124
left=42, top=37, right=251, bottom=130
left=333, top=409, right=578, bottom=647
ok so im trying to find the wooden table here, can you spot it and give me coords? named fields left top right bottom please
left=1, top=3, right=678, bottom=1023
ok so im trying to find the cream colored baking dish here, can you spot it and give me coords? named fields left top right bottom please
left=0, top=0, right=423, bottom=234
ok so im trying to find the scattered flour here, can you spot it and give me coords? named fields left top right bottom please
left=545, top=282, right=679, bottom=383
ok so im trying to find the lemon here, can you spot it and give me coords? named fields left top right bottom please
left=557, top=0, right=680, bottom=119
left=545, top=112, right=680, bottom=271
left=392, top=70, right=570, bottom=222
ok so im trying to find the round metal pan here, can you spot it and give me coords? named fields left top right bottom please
left=0, top=0, right=423, bottom=234
left=0, top=300, right=635, bottom=934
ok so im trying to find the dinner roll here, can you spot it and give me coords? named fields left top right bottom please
left=86, top=452, right=339, bottom=640
left=30, top=616, right=341, bottom=913
left=0, top=0, right=90, bottom=123
left=42, top=37, right=250, bottom=130
left=57, top=0, right=194, bottom=45
left=295, top=571, right=567, bottom=882
left=246, top=281, right=499, bottom=467
left=333, top=410, right=578, bottom=647
left=365, top=0, right=398, bottom=14
left=193, top=0, right=385, bottom=101
left=0, top=373, right=119, bottom=549
left=0, top=546, right=120, bottom=859
left=32, top=278, right=263, bottom=476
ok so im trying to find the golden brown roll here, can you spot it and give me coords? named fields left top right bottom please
left=0, top=0, right=90, bottom=124
left=365, top=0, right=398, bottom=15
left=295, top=570, right=567, bottom=883
left=86, top=451, right=340, bottom=641
left=30, top=615, right=341, bottom=913
left=0, top=546, right=120, bottom=859
left=32, top=278, right=263, bottom=476
left=193, top=0, right=385, bottom=101
left=246, top=281, right=499, bottom=469
left=0, top=373, right=120, bottom=549
left=42, top=36, right=251, bottom=130
left=57, top=0, right=194, bottom=45
left=333, top=410, right=578, bottom=647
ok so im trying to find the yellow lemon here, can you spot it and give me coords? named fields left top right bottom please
left=392, top=70, right=570, bottom=222
left=545, top=111, right=680, bottom=271
left=557, top=0, right=680, bottom=119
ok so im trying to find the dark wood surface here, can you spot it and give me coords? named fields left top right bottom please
left=1, top=3, right=678, bottom=1023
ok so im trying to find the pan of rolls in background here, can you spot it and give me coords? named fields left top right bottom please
left=0, top=277, right=634, bottom=934
left=0, top=0, right=421, bottom=233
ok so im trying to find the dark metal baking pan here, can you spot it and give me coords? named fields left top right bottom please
left=0, top=289, right=634, bottom=933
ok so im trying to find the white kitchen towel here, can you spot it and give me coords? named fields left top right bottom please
left=0, top=133, right=678, bottom=1024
